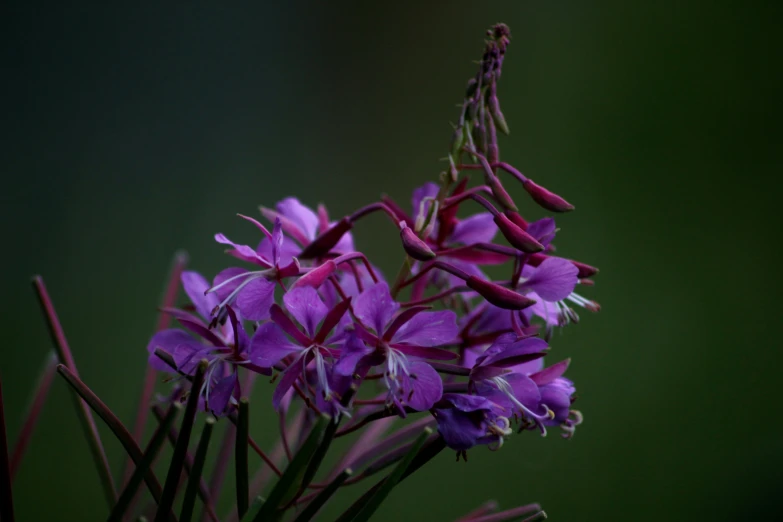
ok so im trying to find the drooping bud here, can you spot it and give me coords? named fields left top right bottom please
left=522, top=179, right=574, bottom=212
left=493, top=214, right=544, bottom=253
left=466, top=276, right=536, bottom=310
left=505, top=210, right=528, bottom=230
left=291, top=260, right=336, bottom=289
left=400, top=222, right=436, bottom=261
left=298, top=217, right=353, bottom=259
left=486, top=172, right=518, bottom=212
left=488, top=92, right=509, bottom=135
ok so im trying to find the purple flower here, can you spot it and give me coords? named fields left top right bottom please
left=336, top=282, right=458, bottom=413
left=433, top=393, right=512, bottom=451
left=249, top=286, right=351, bottom=411
left=261, top=197, right=355, bottom=255
left=209, top=218, right=296, bottom=321
left=146, top=272, right=268, bottom=415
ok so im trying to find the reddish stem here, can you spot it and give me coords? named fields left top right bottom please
left=0, top=373, right=15, bottom=522
left=9, top=352, right=57, bottom=481
left=126, top=251, right=188, bottom=486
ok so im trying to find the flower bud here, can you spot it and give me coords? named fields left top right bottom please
left=298, top=217, right=353, bottom=259
left=488, top=93, right=509, bottom=135
left=493, top=214, right=544, bottom=253
left=486, top=172, right=518, bottom=212
left=400, top=223, right=436, bottom=261
left=467, top=276, right=536, bottom=310
left=504, top=210, right=528, bottom=230
left=522, top=179, right=574, bottom=212
left=450, top=127, right=464, bottom=162
left=291, top=260, right=336, bottom=289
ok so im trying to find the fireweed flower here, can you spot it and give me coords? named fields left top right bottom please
left=129, top=24, right=600, bottom=519
left=250, top=286, right=351, bottom=411
left=336, top=282, right=459, bottom=413
left=146, top=271, right=268, bottom=415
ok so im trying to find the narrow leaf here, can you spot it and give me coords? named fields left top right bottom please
left=108, top=404, right=181, bottom=522
left=351, top=427, right=432, bottom=522
left=236, top=398, right=250, bottom=518
left=33, top=276, right=117, bottom=506
left=155, top=359, right=207, bottom=522
left=293, top=468, right=352, bottom=522
left=55, top=365, right=169, bottom=515
left=240, top=496, right=265, bottom=522
left=253, top=414, right=330, bottom=521
left=179, top=416, right=215, bottom=522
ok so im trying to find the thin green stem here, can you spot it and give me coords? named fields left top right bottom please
left=180, top=416, right=215, bottom=522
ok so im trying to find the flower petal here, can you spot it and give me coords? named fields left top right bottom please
left=181, top=271, right=219, bottom=321
left=272, top=356, right=306, bottom=410
left=283, top=286, right=328, bottom=338
left=403, top=361, right=443, bottom=411
left=353, top=282, right=399, bottom=334
left=391, top=310, right=458, bottom=347
left=147, top=329, right=194, bottom=372
left=449, top=213, right=498, bottom=245
left=411, top=182, right=439, bottom=222
left=207, top=371, right=238, bottom=417
left=215, top=233, right=270, bottom=267
left=522, top=257, right=578, bottom=302
left=249, top=322, right=302, bottom=367
left=236, top=279, right=276, bottom=321
left=276, top=197, right=319, bottom=242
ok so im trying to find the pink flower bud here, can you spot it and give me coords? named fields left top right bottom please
left=466, top=276, right=536, bottom=310
left=291, top=260, right=336, bottom=289
left=400, top=223, right=436, bottom=261
left=522, top=179, right=574, bottom=213
left=493, top=214, right=544, bottom=253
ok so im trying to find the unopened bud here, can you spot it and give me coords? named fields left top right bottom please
left=298, top=217, right=353, bottom=259
left=522, top=179, right=574, bottom=212
left=505, top=210, right=529, bottom=230
left=467, top=276, right=536, bottom=310
left=400, top=223, right=436, bottom=261
left=486, top=172, right=518, bottom=211
left=450, top=127, right=465, bottom=162
left=488, top=94, right=509, bottom=135
left=291, top=260, right=336, bottom=289
left=494, top=214, right=544, bottom=253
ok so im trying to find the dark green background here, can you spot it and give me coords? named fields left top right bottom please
left=2, top=2, right=780, bottom=521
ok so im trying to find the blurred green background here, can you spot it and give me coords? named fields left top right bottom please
left=2, top=2, right=781, bottom=521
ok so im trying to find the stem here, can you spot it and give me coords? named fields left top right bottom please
left=227, top=414, right=283, bottom=478
left=292, top=469, right=352, bottom=522
left=10, top=351, right=57, bottom=481
left=155, top=360, right=207, bottom=522
left=127, top=251, right=188, bottom=486
left=0, top=373, right=16, bottom=522
left=235, top=398, right=250, bottom=519
left=56, top=365, right=167, bottom=514
left=32, top=276, right=117, bottom=507
left=180, top=417, right=215, bottom=522
left=465, top=504, right=542, bottom=522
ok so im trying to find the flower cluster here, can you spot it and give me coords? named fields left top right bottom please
left=147, top=23, right=599, bottom=460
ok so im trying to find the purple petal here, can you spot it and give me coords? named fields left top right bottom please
left=332, top=228, right=355, bottom=253
left=539, top=378, right=574, bottom=423
left=172, top=342, right=214, bottom=375
left=272, top=356, right=305, bottom=410
left=283, top=287, right=328, bottom=338
left=526, top=217, right=557, bottom=248
left=181, top=271, right=219, bottom=321
left=214, top=233, right=270, bottom=267
left=257, top=235, right=299, bottom=268
left=353, top=282, right=399, bottom=334
left=481, top=337, right=549, bottom=368
left=504, top=373, right=542, bottom=411
left=276, top=197, right=319, bottom=242
left=392, top=345, right=459, bottom=361
left=212, top=267, right=249, bottom=303
left=391, top=310, right=458, bottom=347
left=236, top=279, right=276, bottom=321
left=402, top=361, right=443, bottom=411
left=147, top=329, right=194, bottom=372
left=449, top=213, right=498, bottom=245
left=530, top=359, right=571, bottom=386
left=434, top=407, right=485, bottom=451
left=443, top=392, right=495, bottom=412
left=411, top=182, right=439, bottom=221
left=334, top=333, right=374, bottom=376
left=207, top=371, right=238, bottom=417
left=522, top=257, right=578, bottom=302
left=249, top=322, right=302, bottom=367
